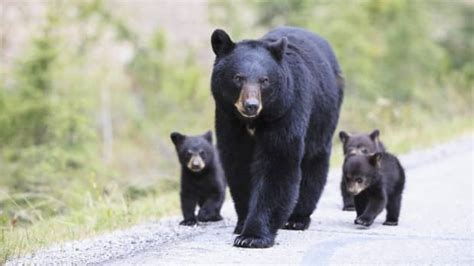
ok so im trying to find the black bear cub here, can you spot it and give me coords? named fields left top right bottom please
left=342, top=152, right=405, bottom=227
left=170, top=130, right=226, bottom=226
left=339, top=130, right=385, bottom=211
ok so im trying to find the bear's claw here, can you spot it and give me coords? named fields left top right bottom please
left=383, top=220, right=398, bottom=226
left=354, top=217, right=373, bottom=227
left=233, top=235, right=274, bottom=248
left=179, top=218, right=197, bottom=226
left=282, top=216, right=311, bottom=230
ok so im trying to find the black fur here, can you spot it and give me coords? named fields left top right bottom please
left=338, top=129, right=386, bottom=211
left=170, top=130, right=226, bottom=226
left=342, top=152, right=405, bottom=227
left=211, top=27, right=343, bottom=248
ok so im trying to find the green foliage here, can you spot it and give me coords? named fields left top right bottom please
left=236, top=0, right=472, bottom=130
left=0, top=3, right=100, bottom=229
left=1, top=0, right=211, bottom=240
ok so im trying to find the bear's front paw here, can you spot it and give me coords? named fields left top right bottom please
left=342, top=205, right=355, bottom=211
left=233, top=235, right=274, bottom=248
left=282, top=216, right=311, bottom=230
left=354, top=216, right=373, bottom=227
left=383, top=220, right=398, bottom=226
left=179, top=218, right=197, bottom=226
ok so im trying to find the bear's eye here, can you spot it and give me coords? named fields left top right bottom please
left=260, top=77, right=270, bottom=86
left=356, top=177, right=363, bottom=183
left=186, top=150, right=192, bottom=156
left=233, top=74, right=244, bottom=83
left=361, top=148, right=368, bottom=154
left=347, top=147, right=356, bottom=155
left=199, top=150, right=204, bottom=156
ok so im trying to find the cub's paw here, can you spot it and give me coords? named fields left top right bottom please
left=233, top=222, right=244, bottom=234
left=282, top=216, right=311, bottom=230
left=383, top=220, right=398, bottom=226
left=233, top=235, right=274, bottom=248
left=354, top=217, right=373, bottom=227
left=342, top=205, right=355, bottom=211
left=197, top=212, right=223, bottom=222
left=179, top=218, right=197, bottom=226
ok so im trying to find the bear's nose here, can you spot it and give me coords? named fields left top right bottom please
left=244, top=99, right=260, bottom=115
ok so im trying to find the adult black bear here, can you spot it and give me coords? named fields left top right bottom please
left=339, top=129, right=386, bottom=211
left=170, top=131, right=226, bottom=226
left=210, top=27, right=344, bottom=248
left=342, top=152, right=405, bottom=227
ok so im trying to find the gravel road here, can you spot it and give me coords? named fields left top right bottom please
left=8, top=135, right=473, bottom=265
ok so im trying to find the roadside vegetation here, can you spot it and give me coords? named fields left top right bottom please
left=1, top=0, right=472, bottom=262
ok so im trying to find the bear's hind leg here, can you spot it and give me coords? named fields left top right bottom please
left=383, top=194, right=401, bottom=226
left=283, top=152, right=329, bottom=230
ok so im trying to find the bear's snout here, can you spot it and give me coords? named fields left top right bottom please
left=187, top=154, right=205, bottom=172
left=244, top=98, right=260, bottom=115
left=234, top=84, right=262, bottom=118
left=346, top=182, right=365, bottom=196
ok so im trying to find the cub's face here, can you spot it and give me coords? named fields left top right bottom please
left=343, top=153, right=381, bottom=195
left=339, top=129, right=383, bottom=156
left=170, top=131, right=214, bottom=173
left=210, top=29, right=288, bottom=121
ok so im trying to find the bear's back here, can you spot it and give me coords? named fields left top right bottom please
left=379, top=152, right=405, bottom=196
left=262, top=26, right=341, bottom=74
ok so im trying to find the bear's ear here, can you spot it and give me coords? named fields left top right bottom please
left=369, top=129, right=380, bottom=141
left=211, top=29, right=235, bottom=57
left=339, top=131, right=350, bottom=143
left=170, top=132, right=185, bottom=146
left=368, top=152, right=382, bottom=167
left=203, top=130, right=213, bottom=143
left=267, top=37, right=288, bottom=61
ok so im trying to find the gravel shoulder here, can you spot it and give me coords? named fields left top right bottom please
left=8, top=135, right=474, bottom=265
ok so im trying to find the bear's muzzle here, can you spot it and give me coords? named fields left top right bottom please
left=187, top=155, right=205, bottom=172
left=234, top=84, right=262, bottom=118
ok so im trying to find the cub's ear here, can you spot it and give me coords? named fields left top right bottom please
left=211, top=29, right=235, bottom=57
left=170, top=132, right=185, bottom=146
left=368, top=152, right=382, bottom=167
left=339, top=131, right=350, bottom=143
left=203, top=130, right=213, bottom=143
left=267, top=37, right=288, bottom=61
left=369, top=129, right=380, bottom=141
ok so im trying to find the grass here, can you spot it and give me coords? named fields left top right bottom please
left=1, top=114, right=472, bottom=263
left=1, top=192, right=179, bottom=263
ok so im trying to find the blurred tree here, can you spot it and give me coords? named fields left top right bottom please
left=0, top=1, right=99, bottom=223
left=436, top=1, right=474, bottom=90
